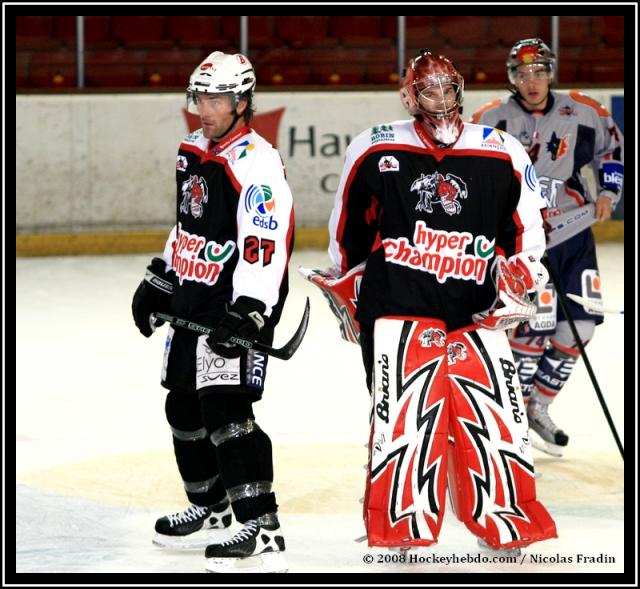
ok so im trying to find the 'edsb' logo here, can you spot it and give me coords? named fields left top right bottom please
left=245, top=184, right=278, bottom=230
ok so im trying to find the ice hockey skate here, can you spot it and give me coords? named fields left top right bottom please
left=477, top=537, right=522, bottom=557
left=153, top=500, right=233, bottom=549
left=527, top=399, right=569, bottom=457
left=205, top=512, right=287, bottom=573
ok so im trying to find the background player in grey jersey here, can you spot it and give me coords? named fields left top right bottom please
left=132, top=51, right=293, bottom=573
left=472, top=38, right=624, bottom=456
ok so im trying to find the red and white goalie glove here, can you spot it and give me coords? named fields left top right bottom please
left=298, top=262, right=365, bottom=344
left=472, top=256, right=537, bottom=330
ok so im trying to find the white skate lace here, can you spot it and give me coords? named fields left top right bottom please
left=168, top=504, right=208, bottom=527
left=221, top=520, right=259, bottom=546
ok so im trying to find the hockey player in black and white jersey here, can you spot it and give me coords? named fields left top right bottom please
left=472, top=39, right=624, bottom=456
left=325, top=50, right=556, bottom=550
left=132, top=51, right=293, bottom=573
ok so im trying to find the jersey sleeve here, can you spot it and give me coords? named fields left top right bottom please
left=499, top=135, right=548, bottom=291
left=584, top=95, right=624, bottom=205
left=328, top=134, right=380, bottom=273
left=162, top=225, right=177, bottom=270
left=233, top=149, right=294, bottom=316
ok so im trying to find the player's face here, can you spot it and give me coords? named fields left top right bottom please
left=513, top=64, right=552, bottom=111
left=417, top=83, right=458, bottom=115
left=193, top=93, right=244, bottom=140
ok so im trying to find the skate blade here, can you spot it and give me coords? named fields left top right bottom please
left=530, top=434, right=565, bottom=457
left=477, top=538, right=521, bottom=557
left=152, top=528, right=232, bottom=550
left=388, top=545, right=416, bottom=553
left=205, top=551, right=288, bottom=573
left=354, top=535, right=368, bottom=543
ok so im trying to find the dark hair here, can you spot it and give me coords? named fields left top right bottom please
left=238, top=91, right=255, bottom=124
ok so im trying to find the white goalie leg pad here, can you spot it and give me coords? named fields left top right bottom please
left=446, top=326, right=556, bottom=547
left=365, top=316, right=450, bottom=546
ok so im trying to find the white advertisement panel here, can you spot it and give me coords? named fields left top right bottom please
left=16, top=90, right=621, bottom=232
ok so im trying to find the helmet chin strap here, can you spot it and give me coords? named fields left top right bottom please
left=213, top=94, right=246, bottom=140
left=214, top=111, right=243, bottom=141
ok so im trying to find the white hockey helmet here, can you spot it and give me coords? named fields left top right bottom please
left=186, top=51, right=256, bottom=114
left=506, top=38, right=556, bottom=85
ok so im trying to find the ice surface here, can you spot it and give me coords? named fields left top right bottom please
left=15, top=245, right=626, bottom=574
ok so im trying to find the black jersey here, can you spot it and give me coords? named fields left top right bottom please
left=162, top=126, right=294, bottom=327
left=328, top=119, right=546, bottom=331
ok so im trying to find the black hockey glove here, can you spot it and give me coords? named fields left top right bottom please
left=207, top=296, right=266, bottom=358
left=131, top=257, right=174, bottom=337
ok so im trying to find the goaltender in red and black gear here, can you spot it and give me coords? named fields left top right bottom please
left=322, top=50, right=557, bottom=549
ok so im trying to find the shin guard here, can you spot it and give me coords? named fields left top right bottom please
left=365, top=317, right=450, bottom=546
left=446, top=327, right=557, bottom=548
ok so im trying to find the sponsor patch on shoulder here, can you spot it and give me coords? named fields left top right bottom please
left=481, top=127, right=507, bottom=150
left=370, top=124, right=394, bottom=144
left=184, top=129, right=202, bottom=143
left=378, top=155, right=399, bottom=172
left=176, top=155, right=188, bottom=171
left=227, top=140, right=255, bottom=163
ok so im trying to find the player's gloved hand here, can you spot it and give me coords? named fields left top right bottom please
left=207, top=296, right=266, bottom=358
left=131, top=257, right=174, bottom=337
left=541, top=208, right=553, bottom=242
left=472, top=256, right=537, bottom=331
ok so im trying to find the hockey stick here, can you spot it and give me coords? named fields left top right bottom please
left=154, top=297, right=310, bottom=361
left=543, top=259, right=624, bottom=460
left=545, top=203, right=597, bottom=250
left=566, top=293, right=624, bottom=315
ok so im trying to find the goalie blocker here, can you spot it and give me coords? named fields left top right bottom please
left=364, top=316, right=557, bottom=548
left=298, top=263, right=365, bottom=343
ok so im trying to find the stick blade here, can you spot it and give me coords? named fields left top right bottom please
left=566, top=293, right=623, bottom=315
left=283, top=297, right=310, bottom=359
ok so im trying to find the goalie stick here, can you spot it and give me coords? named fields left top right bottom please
left=154, top=297, right=310, bottom=361
left=566, top=293, right=624, bottom=315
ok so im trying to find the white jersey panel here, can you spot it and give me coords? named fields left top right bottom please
left=226, top=132, right=293, bottom=316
